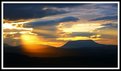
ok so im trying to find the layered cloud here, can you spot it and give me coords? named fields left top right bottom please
left=3, top=3, right=118, bottom=46
left=24, top=16, right=79, bottom=27
left=91, top=15, right=117, bottom=21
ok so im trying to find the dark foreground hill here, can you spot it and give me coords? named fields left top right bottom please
left=3, top=40, right=117, bottom=67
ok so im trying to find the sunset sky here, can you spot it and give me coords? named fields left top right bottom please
left=3, top=3, right=118, bottom=47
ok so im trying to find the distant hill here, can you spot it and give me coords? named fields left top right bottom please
left=3, top=43, right=66, bottom=57
left=4, top=43, right=56, bottom=52
left=61, top=40, right=117, bottom=48
left=4, top=43, right=22, bottom=53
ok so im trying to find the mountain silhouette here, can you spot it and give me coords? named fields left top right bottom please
left=61, top=40, right=116, bottom=48
left=4, top=43, right=56, bottom=53
left=4, top=43, right=66, bottom=57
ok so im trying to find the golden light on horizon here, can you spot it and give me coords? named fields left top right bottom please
left=57, top=36, right=90, bottom=41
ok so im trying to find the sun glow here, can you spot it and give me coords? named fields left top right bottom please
left=20, top=34, right=45, bottom=53
left=20, top=34, right=54, bottom=57
left=3, top=23, right=16, bottom=29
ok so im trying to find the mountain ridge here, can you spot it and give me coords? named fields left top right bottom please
left=61, top=40, right=117, bottom=48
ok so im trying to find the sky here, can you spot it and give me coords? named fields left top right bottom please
left=3, top=3, right=118, bottom=48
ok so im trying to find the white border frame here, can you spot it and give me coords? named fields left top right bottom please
left=1, top=1, right=120, bottom=70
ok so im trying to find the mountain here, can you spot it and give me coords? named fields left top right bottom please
left=61, top=40, right=116, bottom=48
left=61, top=40, right=117, bottom=58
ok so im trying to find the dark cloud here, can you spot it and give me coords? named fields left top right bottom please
left=97, top=23, right=117, bottom=31
left=99, top=34, right=117, bottom=39
left=93, top=23, right=117, bottom=39
left=35, top=33, right=58, bottom=38
left=101, top=23, right=117, bottom=28
left=71, top=32, right=95, bottom=37
left=57, top=16, right=79, bottom=22
left=90, top=15, right=117, bottom=21
left=4, top=4, right=66, bottom=20
left=4, top=4, right=84, bottom=20
left=24, top=16, right=79, bottom=28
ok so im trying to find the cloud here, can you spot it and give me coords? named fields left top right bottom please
left=101, top=23, right=117, bottom=28
left=4, top=3, right=117, bottom=21
left=42, top=7, right=69, bottom=12
left=93, top=23, right=118, bottom=45
left=96, top=4, right=117, bottom=15
left=90, top=15, right=117, bottom=21
left=71, top=32, right=95, bottom=37
left=96, top=23, right=117, bottom=31
left=4, top=4, right=68, bottom=20
left=21, top=16, right=78, bottom=41
left=38, top=3, right=117, bottom=23
left=31, top=29, right=58, bottom=39
left=4, top=4, right=84, bottom=20
left=24, top=16, right=79, bottom=28
left=4, top=3, right=118, bottom=25
left=94, top=23, right=117, bottom=39
left=59, top=22, right=118, bottom=42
